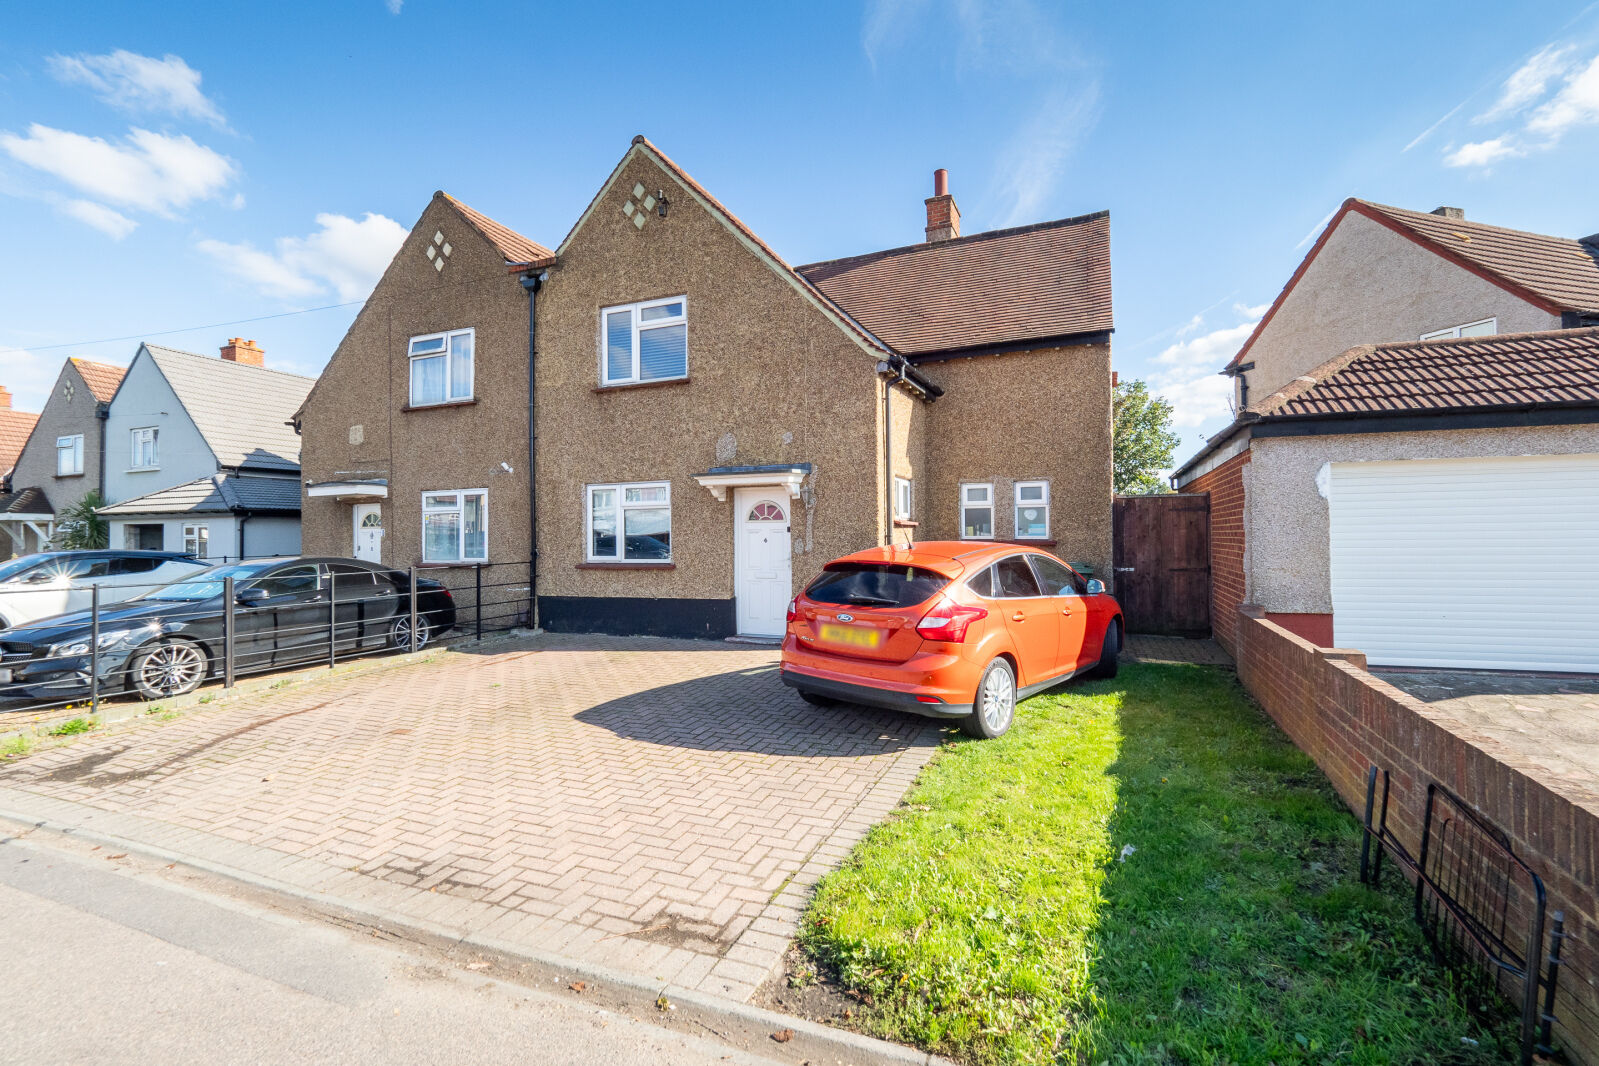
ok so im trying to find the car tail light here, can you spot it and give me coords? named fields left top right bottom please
left=915, top=600, right=988, bottom=643
left=785, top=598, right=798, bottom=623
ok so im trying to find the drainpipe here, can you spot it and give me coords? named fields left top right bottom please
left=520, top=269, right=547, bottom=629
left=237, top=511, right=250, bottom=563
left=877, top=358, right=910, bottom=547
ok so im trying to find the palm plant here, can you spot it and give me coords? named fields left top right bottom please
left=54, top=491, right=109, bottom=550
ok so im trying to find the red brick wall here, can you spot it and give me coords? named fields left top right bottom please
left=1185, top=450, right=1249, bottom=655
left=1265, top=611, right=1334, bottom=647
left=1235, top=609, right=1598, bottom=1064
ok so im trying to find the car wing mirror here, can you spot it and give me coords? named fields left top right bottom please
left=1085, top=579, right=1106, bottom=596
left=236, top=587, right=269, bottom=605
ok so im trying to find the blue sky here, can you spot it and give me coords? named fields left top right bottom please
left=4, top=0, right=1599, bottom=461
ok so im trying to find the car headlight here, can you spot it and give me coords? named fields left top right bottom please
left=50, top=630, right=139, bottom=658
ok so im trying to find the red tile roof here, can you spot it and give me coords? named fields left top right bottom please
left=1357, top=201, right=1599, bottom=315
left=1251, top=326, right=1599, bottom=420
left=69, top=357, right=126, bottom=403
left=0, top=408, right=39, bottom=474
left=440, top=193, right=554, bottom=267
left=796, top=214, right=1113, bottom=357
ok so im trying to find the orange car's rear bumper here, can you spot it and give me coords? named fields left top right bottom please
left=779, top=638, right=976, bottom=718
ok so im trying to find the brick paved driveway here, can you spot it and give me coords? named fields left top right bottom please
left=0, top=634, right=942, bottom=1001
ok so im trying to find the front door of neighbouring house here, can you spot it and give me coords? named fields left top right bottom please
left=353, top=504, right=384, bottom=563
left=734, top=487, right=792, bottom=638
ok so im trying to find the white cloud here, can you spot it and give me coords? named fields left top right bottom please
left=198, top=212, right=409, bottom=302
left=1527, top=52, right=1599, bottom=139
left=0, top=124, right=236, bottom=214
left=1295, top=206, right=1338, bottom=249
left=1175, top=313, right=1203, bottom=337
left=0, top=346, right=84, bottom=412
left=1444, top=135, right=1525, bottom=167
left=47, top=50, right=224, bottom=126
left=992, top=82, right=1101, bottom=226
left=60, top=199, right=136, bottom=239
left=1148, top=317, right=1262, bottom=429
left=1476, top=44, right=1575, bottom=123
left=386, top=0, right=404, bottom=12
left=1236, top=302, right=1270, bottom=318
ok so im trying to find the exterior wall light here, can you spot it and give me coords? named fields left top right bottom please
left=656, top=191, right=670, bottom=218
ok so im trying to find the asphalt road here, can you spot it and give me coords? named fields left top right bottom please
left=0, top=834, right=791, bottom=1066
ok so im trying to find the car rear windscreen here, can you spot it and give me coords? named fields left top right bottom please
left=805, top=563, right=950, bottom=608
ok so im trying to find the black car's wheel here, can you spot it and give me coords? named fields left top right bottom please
left=797, top=690, right=835, bottom=708
left=389, top=614, right=431, bottom=652
left=1087, top=620, right=1121, bottom=680
left=961, top=658, right=1016, bottom=739
left=129, top=638, right=208, bottom=700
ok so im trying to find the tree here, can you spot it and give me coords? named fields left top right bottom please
left=1113, top=379, right=1180, bottom=495
left=54, top=491, right=109, bottom=550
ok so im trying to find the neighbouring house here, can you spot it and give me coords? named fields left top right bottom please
left=1225, top=199, right=1599, bottom=407
left=0, top=358, right=125, bottom=556
left=97, top=339, right=314, bottom=559
left=298, top=136, right=1113, bottom=640
left=1175, top=327, right=1599, bottom=671
left=0, top=385, right=46, bottom=556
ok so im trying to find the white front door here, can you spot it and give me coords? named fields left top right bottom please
left=353, top=504, right=384, bottom=563
left=734, top=487, right=792, bottom=637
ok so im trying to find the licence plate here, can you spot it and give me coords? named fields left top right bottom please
left=819, top=623, right=881, bottom=649
left=0, top=668, right=12, bottom=683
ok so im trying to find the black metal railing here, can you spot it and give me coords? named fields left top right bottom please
left=0, top=557, right=540, bottom=722
left=1360, top=765, right=1566, bottom=1064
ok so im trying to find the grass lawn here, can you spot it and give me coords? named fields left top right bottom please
left=798, top=662, right=1517, bottom=1065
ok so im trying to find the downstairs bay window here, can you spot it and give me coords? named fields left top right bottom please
left=422, top=490, right=487, bottom=563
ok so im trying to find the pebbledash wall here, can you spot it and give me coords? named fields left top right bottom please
left=1233, top=608, right=1598, bottom=1063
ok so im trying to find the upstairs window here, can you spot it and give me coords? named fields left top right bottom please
left=960, top=483, right=993, bottom=539
left=422, top=490, right=487, bottom=563
left=1420, top=317, right=1496, bottom=341
left=56, top=435, right=84, bottom=476
left=601, top=297, right=687, bottom=386
left=587, top=482, right=671, bottom=561
left=131, top=427, right=159, bottom=469
left=1014, top=481, right=1050, bottom=539
left=409, top=328, right=475, bottom=407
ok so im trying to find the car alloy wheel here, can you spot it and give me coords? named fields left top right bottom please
left=136, top=641, right=205, bottom=698
left=980, top=665, right=1015, bottom=734
left=390, top=615, right=430, bottom=652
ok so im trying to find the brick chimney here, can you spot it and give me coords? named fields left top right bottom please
left=220, top=338, right=264, bottom=366
left=0, top=386, right=11, bottom=410
left=925, top=169, right=961, bottom=243
left=1430, top=206, right=1465, bottom=220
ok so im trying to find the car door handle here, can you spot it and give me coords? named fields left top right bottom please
left=1061, top=608, right=1075, bottom=615
left=1011, top=612, right=1025, bottom=622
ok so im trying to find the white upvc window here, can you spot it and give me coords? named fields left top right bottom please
left=1014, top=481, right=1051, bottom=540
left=1420, top=317, right=1497, bottom=341
left=183, top=523, right=210, bottom=557
left=56, top=434, right=84, bottom=476
left=600, top=296, right=688, bottom=386
left=421, top=489, right=487, bottom=563
left=131, top=427, right=158, bottom=469
left=408, top=328, right=475, bottom=407
left=586, top=481, right=672, bottom=561
left=894, top=477, right=913, bottom=520
left=960, top=483, right=993, bottom=539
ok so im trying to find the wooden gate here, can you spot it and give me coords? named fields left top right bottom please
left=1112, top=494, right=1210, bottom=636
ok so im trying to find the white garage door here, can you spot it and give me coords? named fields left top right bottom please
left=1329, top=453, right=1599, bottom=671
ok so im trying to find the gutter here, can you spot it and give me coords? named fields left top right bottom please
left=520, top=268, right=548, bottom=629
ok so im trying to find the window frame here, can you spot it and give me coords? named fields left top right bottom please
left=407, top=327, right=475, bottom=408
left=420, top=488, right=489, bottom=564
left=1013, top=480, right=1051, bottom=540
left=130, top=427, right=159, bottom=470
left=585, top=480, right=673, bottom=562
left=182, top=523, right=210, bottom=558
left=959, top=483, right=994, bottom=540
left=893, top=476, right=913, bottom=521
left=598, top=295, right=689, bottom=387
left=1420, top=317, right=1497, bottom=341
left=56, top=434, right=84, bottom=476
left=991, top=554, right=1045, bottom=599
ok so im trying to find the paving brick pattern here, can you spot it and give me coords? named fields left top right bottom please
left=0, top=634, right=942, bottom=1002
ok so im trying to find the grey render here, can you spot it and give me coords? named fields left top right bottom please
left=2, top=360, right=117, bottom=555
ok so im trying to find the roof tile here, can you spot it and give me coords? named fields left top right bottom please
left=69, top=358, right=126, bottom=403
left=441, top=193, right=554, bottom=267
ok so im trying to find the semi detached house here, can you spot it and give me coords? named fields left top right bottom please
left=297, top=137, right=1113, bottom=639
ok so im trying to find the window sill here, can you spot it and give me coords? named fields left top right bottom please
left=1005, top=537, right=1057, bottom=547
left=576, top=561, right=676, bottom=570
left=416, top=561, right=490, bottom=569
left=893, top=518, right=918, bottom=528
left=402, top=399, right=477, bottom=412
left=593, top=377, right=690, bottom=394
left=126, top=467, right=161, bottom=473
left=54, top=473, right=86, bottom=480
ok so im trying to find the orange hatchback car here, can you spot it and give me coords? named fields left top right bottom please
left=780, top=541, right=1124, bottom=739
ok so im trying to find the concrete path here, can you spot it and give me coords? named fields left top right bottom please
left=0, top=633, right=942, bottom=1005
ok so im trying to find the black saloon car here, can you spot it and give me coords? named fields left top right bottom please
left=0, top=557, right=456, bottom=702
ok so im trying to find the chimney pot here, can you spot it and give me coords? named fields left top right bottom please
left=1430, top=206, right=1465, bottom=220
left=925, top=169, right=961, bottom=243
left=220, top=338, right=265, bottom=367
